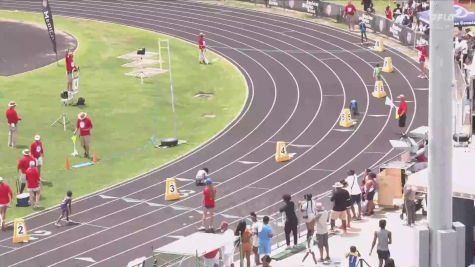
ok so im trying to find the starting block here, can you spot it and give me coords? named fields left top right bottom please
left=350, top=100, right=358, bottom=115
left=372, top=38, right=384, bottom=52
left=12, top=218, right=29, bottom=244
left=165, top=177, right=180, bottom=201
left=382, top=57, right=394, bottom=73
left=275, top=141, right=290, bottom=162
left=339, top=108, right=355, bottom=128
left=372, top=81, right=387, bottom=98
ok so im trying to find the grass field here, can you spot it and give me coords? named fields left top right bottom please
left=0, top=11, right=246, bottom=220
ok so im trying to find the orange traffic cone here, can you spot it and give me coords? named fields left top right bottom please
left=65, top=158, right=71, bottom=170
left=92, top=151, right=97, bottom=164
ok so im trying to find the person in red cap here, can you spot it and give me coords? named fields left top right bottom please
left=25, top=161, right=41, bottom=208
left=65, top=48, right=77, bottom=91
left=416, top=40, right=428, bottom=79
left=344, top=0, right=357, bottom=31
left=30, top=135, right=44, bottom=176
left=74, top=112, right=93, bottom=158
left=396, top=94, right=408, bottom=129
left=198, top=33, right=208, bottom=65
left=0, top=177, right=13, bottom=231
left=17, top=149, right=35, bottom=194
left=5, top=101, right=21, bottom=148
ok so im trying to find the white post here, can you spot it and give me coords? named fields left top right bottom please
left=428, top=0, right=456, bottom=266
left=166, top=40, right=178, bottom=139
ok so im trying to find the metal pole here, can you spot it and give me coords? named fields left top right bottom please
left=428, top=0, right=454, bottom=265
left=167, top=41, right=178, bottom=139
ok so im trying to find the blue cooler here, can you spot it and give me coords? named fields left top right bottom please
left=16, top=193, right=29, bottom=207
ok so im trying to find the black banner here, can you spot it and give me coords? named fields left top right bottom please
left=41, top=0, right=57, bottom=54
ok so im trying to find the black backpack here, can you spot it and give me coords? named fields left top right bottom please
left=77, top=97, right=85, bottom=106
left=60, top=91, right=69, bottom=99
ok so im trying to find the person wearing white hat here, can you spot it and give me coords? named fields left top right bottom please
left=5, top=101, right=21, bottom=148
left=330, top=181, right=350, bottom=233
left=25, top=161, right=41, bottom=208
left=74, top=112, right=93, bottom=158
left=198, top=32, right=208, bottom=65
left=396, top=94, right=408, bottom=130
left=17, top=149, right=35, bottom=194
left=30, top=135, right=44, bottom=175
left=0, top=177, right=13, bottom=231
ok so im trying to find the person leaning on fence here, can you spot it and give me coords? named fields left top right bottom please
left=358, top=20, right=368, bottom=45
left=6, top=101, right=21, bottom=148
left=344, top=0, right=357, bottom=31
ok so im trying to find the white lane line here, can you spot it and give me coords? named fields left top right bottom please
left=323, top=94, right=343, bottom=97
left=99, top=195, right=117, bottom=200
left=146, top=202, right=166, bottom=207
left=166, top=235, right=185, bottom=239
left=367, top=114, right=386, bottom=117
left=246, top=186, right=270, bottom=190
left=74, top=257, right=96, bottom=263
left=363, top=151, right=387, bottom=154
left=288, top=144, right=312, bottom=148
left=237, top=160, right=259, bottom=164
left=413, top=87, right=429, bottom=91
left=333, top=128, right=354, bottom=132
left=319, top=57, right=338, bottom=61
left=82, top=223, right=110, bottom=230
left=174, top=177, right=194, bottom=182
left=309, top=168, right=336, bottom=172
left=394, top=100, right=414, bottom=103
left=121, top=198, right=143, bottom=203
left=0, top=244, right=16, bottom=250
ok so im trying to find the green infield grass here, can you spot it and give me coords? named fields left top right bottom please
left=0, top=10, right=246, bottom=220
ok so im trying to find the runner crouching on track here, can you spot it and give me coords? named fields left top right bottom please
left=0, top=177, right=13, bottom=231
left=55, top=190, right=73, bottom=227
left=199, top=178, right=216, bottom=232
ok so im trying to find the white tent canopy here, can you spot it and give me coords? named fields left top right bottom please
left=154, top=232, right=236, bottom=257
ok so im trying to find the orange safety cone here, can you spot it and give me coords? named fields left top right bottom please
left=65, top=158, right=71, bottom=170
left=92, top=151, right=97, bottom=164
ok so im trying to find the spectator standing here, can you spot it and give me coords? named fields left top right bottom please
left=344, top=0, right=357, bottom=31
left=314, top=203, right=330, bottom=262
left=358, top=20, right=368, bottom=45
left=341, top=181, right=352, bottom=228
left=25, top=161, right=41, bottom=208
left=0, top=177, right=13, bottom=231
left=17, top=149, right=35, bottom=194
left=279, top=194, right=298, bottom=249
left=345, top=170, right=362, bottom=220
left=258, top=216, right=273, bottom=257
left=65, top=48, right=76, bottom=91
left=220, top=221, right=236, bottom=267
left=396, top=94, right=408, bottom=129
left=403, top=184, right=416, bottom=226
left=74, top=112, right=93, bottom=158
left=346, top=246, right=361, bottom=267
left=416, top=40, right=428, bottom=79
left=198, top=33, right=208, bottom=65
left=200, top=178, right=216, bottom=232
left=373, top=64, right=382, bottom=82
left=250, top=212, right=262, bottom=266
left=195, top=167, right=209, bottom=186
left=393, top=4, right=403, bottom=19
left=364, top=172, right=377, bottom=216
left=6, top=101, right=21, bottom=148
left=236, top=220, right=252, bottom=267
left=385, top=6, right=393, bottom=20
left=299, top=193, right=316, bottom=241
left=330, top=182, right=350, bottom=232
left=55, top=190, right=73, bottom=227
left=30, top=135, right=44, bottom=176
left=370, top=219, right=392, bottom=267
left=362, top=0, right=373, bottom=13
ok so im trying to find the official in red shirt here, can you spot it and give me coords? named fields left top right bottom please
left=199, top=178, right=216, bottom=232
left=0, top=177, right=13, bottom=231
left=6, top=101, right=21, bottom=148
left=17, top=149, right=35, bottom=194
left=416, top=40, right=428, bottom=79
left=198, top=32, right=208, bottom=64
left=25, top=161, right=41, bottom=208
left=344, top=1, right=357, bottom=31
left=65, top=48, right=76, bottom=91
left=74, top=112, right=93, bottom=158
left=30, top=135, right=44, bottom=175
left=397, top=94, right=408, bottom=129
left=385, top=6, right=393, bottom=20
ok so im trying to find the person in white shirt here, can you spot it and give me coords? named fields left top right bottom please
left=195, top=167, right=209, bottom=186
left=299, top=194, right=317, bottom=263
left=314, top=203, right=330, bottom=262
left=345, top=170, right=362, bottom=220
left=220, top=221, right=236, bottom=267
left=250, top=212, right=262, bottom=266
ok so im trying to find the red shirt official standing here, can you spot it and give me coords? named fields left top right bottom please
left=0, top=177, right=13, bottom=231
left=6, top=101, right=21, bottom=148
left=65, top=49, right=76, bottom=91
left=200, top=178, right=216, bottom=232
left=385, top=6, right=393, bottom=20
left=344, top=1, right=356, bottom=31
left=75, top=112, right=93, bottom=158
left=25, top=161, right=41, bottom=208
left=30, top=135, right=44, bottom=175
left=416, top=41, right=428, bottom=79
left=397, top=94, right=408, bottom=129
left=198, top=32, right=208, bottom=64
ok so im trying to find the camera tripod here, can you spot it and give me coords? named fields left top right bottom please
left=51, top=113, right=70, bottom=132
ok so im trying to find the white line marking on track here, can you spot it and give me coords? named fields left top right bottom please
left=121, top=198, right=143, bottom=203
left=323, top=94, right=343, bottom=97
left=363, top=151, right=387, bottom=154
left=413, top=87, right=429, bottom=91
left=146, top=202, right=166, bottom=207
left=246, top=186, right=270, bottom=190
left=288, top=144, right=312, bottom=148
left=367, top=114, right=387, bottom=117
left=309, top=168, right=336, bottom=172
left=74, top=257, right=96, bottom=263
left=174, top=177, right=194, bottom=182
left=237, top=160, right=259, bottom=164
left=333, top=128, right=354, bottom=132
left=221, top=214, right=242, bottom=219
left=99, top=195, right=117, bottom=199
left=82, top=223, right=110, bottom=230
left=166, top=235, right=185, bottom=239
left=0, top=244, right=16, bottom=250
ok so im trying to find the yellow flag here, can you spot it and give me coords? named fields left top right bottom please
left=395, top=113, right=400, bottom=120
left=71, top=135, right=77, bottom=144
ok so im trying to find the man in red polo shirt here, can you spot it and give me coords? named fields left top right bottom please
left=416, top=40, right=428, bottom=79
left=5, top=101, right=21, bottom=148
left=344, top=0, right=357, bottom=31
left=74, top=112, right=93, bottom=158
left=0, top=177, right=13, bottom=231
left=198, top=33, right=208, bottom=65
left=26, top=161, right=41, bottom=208
left=30, top=135, right=44, bottom=176
left=396, top=94, right=408, bottom=130
left=65, top=48, right=76, bottom=91
left=17, top=149, right=35, bottom=194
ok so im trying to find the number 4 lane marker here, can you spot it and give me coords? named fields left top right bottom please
left=74, top=257, right=96, bottom=263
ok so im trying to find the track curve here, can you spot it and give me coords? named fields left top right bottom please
left=0, top=1, right=427, bottom=266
